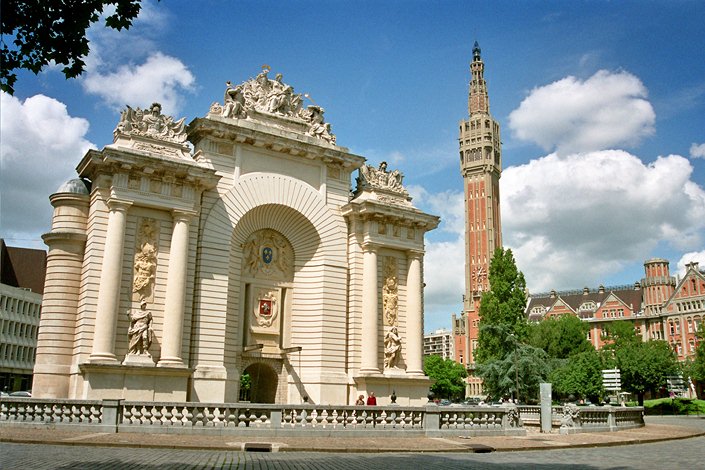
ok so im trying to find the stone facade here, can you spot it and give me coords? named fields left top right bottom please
left=31, top=69, right=439, bottom=406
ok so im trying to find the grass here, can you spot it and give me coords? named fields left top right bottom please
left=634, top=398, right=705, bottom=415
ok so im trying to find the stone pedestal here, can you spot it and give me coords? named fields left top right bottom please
left=79, top=363, right=191, bottom=401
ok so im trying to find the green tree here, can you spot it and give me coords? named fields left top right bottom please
left=1, top=0, right=146, bottom=93
left=528, top=314, right=593, bottom=359
left=476, top=342, right=550, bottom=402
left=549, top=349, right=605, bottom=402
left=616, top=340, right=679, bottom=405
left=686, top=323, right=705, bottom=387
left=423, top=355, right=467, bottom=400
left=475, top=248, right=528, bottom=364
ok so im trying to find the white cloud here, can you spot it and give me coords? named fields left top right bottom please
left=501, top=150, right=705, bottom=293
left=508, top=70, right=655, bottom=155
left=81, top=1, right=194, bottom=115
left=690, top=142, right=705, bottom=159
left=82, top=53, right=195, bottom=115
left=0, top=93, right=95, bottom=246
left=676, top=250, right=705, bottom=277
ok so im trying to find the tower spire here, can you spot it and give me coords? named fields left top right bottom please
left=457, top=43, right=503, bottom=376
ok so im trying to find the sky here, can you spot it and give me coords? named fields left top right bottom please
left=1, top=0, right=704, bottom=334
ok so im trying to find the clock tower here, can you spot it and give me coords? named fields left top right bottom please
left=458, top=42, right=503, bottom=380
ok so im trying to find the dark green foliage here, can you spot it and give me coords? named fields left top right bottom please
left=528, top=314, right=593, bottom=359
left=423, top=354, right=467, bottom=400
left=549, top=349, right=604, bottom=402
left=475, top=248, right=528, bottom=364
left=475, top=343, right=549, bottom=402
left=1, top=0, right=145, bottom=93
left=616, top=340, right=680, bottom=405
left=689, top=323, right=705, bottom=384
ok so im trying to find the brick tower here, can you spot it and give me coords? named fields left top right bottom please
left=457, top=42, right=503, bottom=391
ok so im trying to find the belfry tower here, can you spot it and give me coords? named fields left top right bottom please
left=458, top=42, right=503, bottom=378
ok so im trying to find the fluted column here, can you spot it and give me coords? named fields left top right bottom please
left=90, top=198, right=132, bottom=363
left=360, top=244, right=380, bottom=373
left=406, top=251, right=424, bottom=375
left=158, top=211, right=193, bottom=366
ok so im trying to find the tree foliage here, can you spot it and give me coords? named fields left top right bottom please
left=616, top=340, right=679, bottom=405
left=475, top=248, right=528, bottom=364
left=476, top=342, right=549, bottom=403
left=685, top=323, right=705, bottom=385
left=1, top=0, right=145, bottom=93
left=549, top=349, right=604, bottom=402
left=423, top=355, right=467, bottom=400
left=528, top=314, right=593, bottom=359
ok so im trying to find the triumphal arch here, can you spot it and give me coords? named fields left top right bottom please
left=33, top=68, right=439, bottom=405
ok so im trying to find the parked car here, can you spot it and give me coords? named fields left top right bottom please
left=9, top=391, right=31, bottom=397
left=439, top=399, right=452, bottom=406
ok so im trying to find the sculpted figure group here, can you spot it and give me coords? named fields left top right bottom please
left=218, top=67, right=336, bottom=144
left=115, top=102, right=187, bottom=144
left=359, top=161, right=405, bottom=192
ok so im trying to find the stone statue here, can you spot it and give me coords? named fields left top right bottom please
left=216, top=67, right=337, bottom=144
left=115, top=102, right=187, bottom=144
left=384, top=327, right=402, bottom=369
left=560, top=403, right=580, bottom=428
left=126, top=301, right=154, bottom=356
left=502, top=403, right=520, bottom=427
left=357, top=161, right=407, bottom=194
left=222, top=81, right=245, bottom=118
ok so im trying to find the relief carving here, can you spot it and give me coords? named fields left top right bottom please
left=383, top=257, right=399, bottom=326
left=215, top=66, right=336, bottom=144
left=132, top=218, right=158, bottom=303
left=253, top=289, right=279, bottom=328
left=242, top=229, right=293, bottom=280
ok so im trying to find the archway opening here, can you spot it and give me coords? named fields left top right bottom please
left=241, top=363, right=278, bottom=403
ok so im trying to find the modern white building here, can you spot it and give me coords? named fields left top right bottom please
left=32, top=69, right=439, bottom=406
left=423, top=328, right=454, bottom=361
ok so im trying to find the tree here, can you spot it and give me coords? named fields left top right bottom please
left=549, top=349, right=605, bottom=402
left=528, top=314, right=593, bottom=359
left=616, top=340, right=679, bottom=405
left=1, top=0, right=146, bottom=94
left=423, top=355, right=467, bottom=400
left=476, top=343, right=550, bottom=403
left=475, top=248, right=528, bottom=364
left=686, top=323, right=705, bottom=391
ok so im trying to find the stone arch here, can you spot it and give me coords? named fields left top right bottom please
left=241, top=361, right=280, bottom=403
left=190, top=173, right=349, bottom=400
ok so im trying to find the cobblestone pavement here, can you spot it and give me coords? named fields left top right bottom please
left=0, top=417, right=703, bottom=470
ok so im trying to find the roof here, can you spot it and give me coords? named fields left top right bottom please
left=0, top=239, right=47, bottom=294
left=526, top=285, right=643, bottom=320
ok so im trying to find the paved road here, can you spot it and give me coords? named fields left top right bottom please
left=1, top=417, right=703, bottom=470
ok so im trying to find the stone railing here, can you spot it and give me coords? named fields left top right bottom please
left=517, top=405, right=644, bottom=434
left=1, top=398, right=525, bottom=437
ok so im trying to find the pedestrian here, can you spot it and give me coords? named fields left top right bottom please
left=366, top=391, right=377, bottom=405
left=355, top=394, right=365, bottom=405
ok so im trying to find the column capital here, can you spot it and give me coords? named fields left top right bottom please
left=171, top=209, right=197, bottom=223
left=106, top=198, right=132, bottom=212
left=361, top=242, right=380, bottom=254
left=406, top=249, right=424, bottom=260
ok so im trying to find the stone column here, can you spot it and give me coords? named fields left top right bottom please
left=360, top=244, right=380, bottom=373
left=406, top=251, right=424, bottom=375
left=90, top=199, right=131, bottom=363
left=158, top=211, right=193, bottom=366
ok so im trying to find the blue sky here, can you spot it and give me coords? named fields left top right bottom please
left=2, top=0, right=704, bottom=333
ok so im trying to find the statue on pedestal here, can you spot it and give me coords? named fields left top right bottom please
left=384, top=327, right=402, bottom=369
left=126, top=301, right=154, bottom=357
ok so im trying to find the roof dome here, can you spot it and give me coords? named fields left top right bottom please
left=55, top=178, right=91, bottom=195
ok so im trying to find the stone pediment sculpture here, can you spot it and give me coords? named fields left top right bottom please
left=209, top=66, right=336, bottom=145
left=113, top=102, right=191, bottom=160
left=353, top=161, right=413, bottom=207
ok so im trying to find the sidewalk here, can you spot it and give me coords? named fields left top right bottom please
left=1, top=419, right=703, bottom=453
